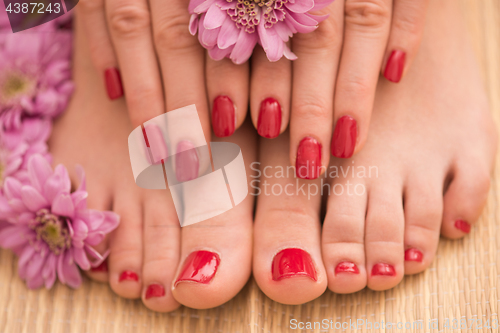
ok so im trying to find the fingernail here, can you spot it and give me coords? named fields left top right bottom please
left=405, top=249, right=423, bottom=262
left=272, top=248, right=317, bottom=282
left=257, top=97, right=282, bottom=139
left=331, top=115, right=357, bottom=158
left=175, top=250, right=220, bottom=286
left=335, top=261, right=359, bottom=275
left=371, top=263, right=396, bottom=276
left=144, top=124, right=168, bottom=164
left=212, top=95, right=235, bottom=137
left=175, top=140, right=199, bottom=182
left=119, top=271, right=139, bottom=282
left=455, top=220, right=471, bottom=233
left=296, top=137, right=322, bottom=179
left=104, top=67, right=123, bottom=100
left=145, top=284, right=165, bottom=299
left=91, top=260, right=108, bottom=273
left=384, top=50, right=406, bottom=83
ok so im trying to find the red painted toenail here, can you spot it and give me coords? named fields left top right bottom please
left=371, top=263, right=396, bottom=276
left=145, top=284, right=165, bottom=299
left=296, top=137, right=322, bottom=179
left=335, top=262, right=359, bottom=275
left=405, top=249, right=423, bottom=262
left=104, top=67, right=123, bottom=100
left=91, top=261, right=108, bottom=273
left=331, top=116, right=357, bottom=158
left=384, top=50, right=406, bottom=83
left=455, top=220, right=471, bottom=233
left=175, top=251, right=220, bottom=286
left=257, top=97, right=282, bottom=139
left=144, top=124, right=169, bottom=164
left=175, top=140, right=199, bottom=182
left=119, top=271, right=139, bottom=282
left=272, top=248, right=317, bottom=282
left=212, top=95, right=235, bottom=137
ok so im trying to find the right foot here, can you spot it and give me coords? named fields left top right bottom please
left=49, top=14, right=256, bottom=311
left=252, top=0, right=496, bottom=304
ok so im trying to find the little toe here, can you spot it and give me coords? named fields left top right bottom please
left=365, top=182, right=405, bottom=291
left=441, top=161, right=491, bottom=239
left=108, top=188, right=143, bottom=299
left=322, top=176, right=368, bottom=294
left=403, top=174, right=443, bottom=275
left=141, top=191, right=181, bottom=312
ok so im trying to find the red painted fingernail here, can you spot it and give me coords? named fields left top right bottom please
left=119, top=271, right=139, bottom=282
left=335, top=262, right=359, bottom=275
left=175, top=140, right=199, bottom=182
left=384, top=50, right=406, bottom=83
left=175, top=251, right=220, bottom=286
left=91, top=260, right=108, bottom=273
left=272, top=248, right=317, bottom=281
left=212, top=95, right=235, bottom=137
left=296, top=137, right=322, bottom=179
left=405, top=249, right=423, bottom=262
left=331, top=116, right=357, bottom=158
left=104, top=67, right=123, bottom=100
left=455, top=220, right=471, bottom=233
left=371, top=263, right=396, bottom=276
left=145, top=284, right=165, bottom=299
left=144, top=124, right=168, bottom=164
left=257, top=97, right=282, bottom=139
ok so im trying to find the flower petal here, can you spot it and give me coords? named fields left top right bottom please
left=217, top=17, right=239, bottom=49
left=204, top=4, right=227, bottom=29
left=58, top=251, right=82, bottom=288
left=73, top=247, right=91, bottom=271
left=52, top=193, right=75, bottom=218
left=0, top=225, right=30, bottom=248
left=230, top=29, right=258, bottom=64
left=28, top=154, right=53, bottom=193
left=285, top=0, right=315, bottom=13
left=21, top=185, right=49, bottom=212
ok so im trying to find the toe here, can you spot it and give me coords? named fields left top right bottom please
left=141, top=191, right=181, bottom=312
left=403, top=174, right=443, bottom=275
left=322, top=175, right=368, bottom=294
left=365, top=182, right=405, bottom=291
left=108, top=189, right=143, bottom=299
left=253, top=134, right=327, bottom=305
left=441, top=162, right=490, bottom=239
left=171, top=122, right=256, bottom=309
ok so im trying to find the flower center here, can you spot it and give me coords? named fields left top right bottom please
left=225, top=0, right=287, bottom=33
left=32, top=209, right=71, bottom=255
left=1, top=72, right=34, bottom=104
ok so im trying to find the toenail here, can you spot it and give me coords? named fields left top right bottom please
left=371, top=263, right=396, bottom=276
left=335, top=262, right=359, bottom=275
left=272, top=248, right=317, bottom=282
left=119, top=271, right=139, bottom=282
left=175, top=141, right=199, bottom=182
left=455, top=220, right=471, bottom=233
left=91, top=261, right=108, bottom=273
left=145, top=284, right=165, bottom=299
left=212, top=95, right=235, bottom=137
left=405, top=249, right=423, bottom=262
left=296, top=137, right=322, bottom=179
left=257, top=97, right=282, bottom=139
left=174, top=251, right=220, bottom=287
left=331, top=115, right=357, bottom=158
left=104, top=67, right=123, bottom=100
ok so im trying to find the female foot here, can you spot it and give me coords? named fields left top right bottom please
left=252, top=0, right=496, bottom=303
left=49, top=14, right=257, bottom=311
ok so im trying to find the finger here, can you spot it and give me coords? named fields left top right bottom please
left=206, top=56, right=249, bottom=138
left=106, top=0, right=165, bottom=127
left=78, top=0, right=122, bottom=100
left=332, top=0, right=392, bottom=158
left=250, top=46, right=291, bottom=139
left=382, top=0, right=429, bottom=83
left=289, top=0, right=344, bottom=179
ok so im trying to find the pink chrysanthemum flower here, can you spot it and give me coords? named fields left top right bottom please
left=0, top=117, right=52, bottom=186
left=0, top=31, right=74, bottom=130
left=0, top=155, right=120, bottom=289
left=189, top=0, right=333, bottom=64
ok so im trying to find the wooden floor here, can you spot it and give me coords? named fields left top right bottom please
left=1, top=0, right=500, bottom=332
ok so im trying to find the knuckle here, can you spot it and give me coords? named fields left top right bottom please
left=109, top=5, right=151, bottom=38
left=337, top=74, right=372, bottom=100
left=293, top=18, right=341, bottom=52
left=154, top=15, right=199, bottom=52
left=80, top=0, right=103, bottom=12
left=344, top=0, right=390, bottom=29
left=293, top=98, right=331, bottom=121
left=392, top=13, right=422, bottom=37
left=126, top=87, right=163, bottom=124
